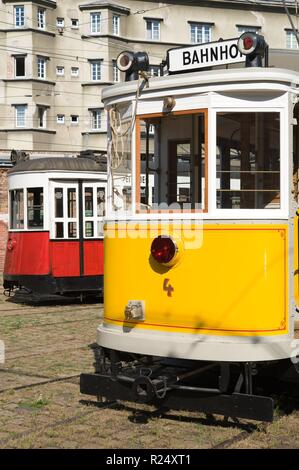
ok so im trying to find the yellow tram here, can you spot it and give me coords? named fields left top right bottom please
left=81, top=33, right=299, bottom=421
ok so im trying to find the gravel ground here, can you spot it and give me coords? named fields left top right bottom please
left=0, top=278, right=299, bottom=449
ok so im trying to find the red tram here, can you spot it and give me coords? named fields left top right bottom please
left=3, top=157, right=106, bottom=300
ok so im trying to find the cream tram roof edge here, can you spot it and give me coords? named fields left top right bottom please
left=102, top=67, right=299, bottom=103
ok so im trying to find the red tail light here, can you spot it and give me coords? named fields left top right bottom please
left=151, top=236, right=176, bottom=264
left=243, top=36, right=254, bottom=50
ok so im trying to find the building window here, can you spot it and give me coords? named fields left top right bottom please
left=286, top=30, right=299, bottom=49
left=71, top=67, right=79, bottom=77
left=237, top=25, right=260, bottom=35
left=71, top=115, right=79, bottom=125
left=56, top=17, right=64, bottom=27
left=71, top=19, right=79, bottom=29
left=190, top=23, right=211, bottom=44
left=90, top=12, right=101, bottom=34
left=37, top=57, right=46, bottom=79
left=112, top=15, right=120, bottom=35
left=14, top=56, right=25, bottom=77
left=14, top=5, right=25, bottom=27
left=149, top=65, right=161, bottom=77
left=15, top=105, right=26, bottom=128
left=37, top=106, right=46, bottom=128
left=91, top=60, right=101, bottom=81
left=91, top=109, right=102, bottom=129
left=37, top=8, right=45, bottom=30
left=146, top=19, right=160, bottom=41
left=112, top=60, right=120, bottom=82
left=56, top=66, right=65, bottom=76
left=57, top=114, right=65, bottom=124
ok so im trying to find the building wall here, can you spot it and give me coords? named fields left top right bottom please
left=0, top=0, right=299, bottom=156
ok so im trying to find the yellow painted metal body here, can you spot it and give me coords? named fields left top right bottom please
left=104, top=223, right=288, bottom=337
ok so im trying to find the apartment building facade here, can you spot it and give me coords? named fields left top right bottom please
left=0, top=0, right=299, bottom=270
left=1, top=0, right=299, bottom=159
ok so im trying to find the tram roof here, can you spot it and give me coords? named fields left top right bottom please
left=8, top=157, right=106, bottom=175
left=102, top=67, right=299, bottom=103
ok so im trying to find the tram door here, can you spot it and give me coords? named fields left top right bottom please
left=49, top=180, right=106, bottom=278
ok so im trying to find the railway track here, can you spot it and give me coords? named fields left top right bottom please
left=0, top=304, right=101, bottom=317
left=0, top=316, right=100, bottom=331
left=0, top=372, right=81, bottom=395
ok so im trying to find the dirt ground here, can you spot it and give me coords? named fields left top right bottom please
left=0, top=279, right=299, bottom=449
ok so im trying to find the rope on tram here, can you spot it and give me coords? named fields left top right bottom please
left=108, top=73, right=148, bottom=209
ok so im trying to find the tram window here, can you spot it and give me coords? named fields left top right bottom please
left=85, top=221, right=94, bottom=238
left=97, top=221, right=104, bottom=237
left=85, top=188, right=93, bottom=216
left=97, top=188, right=105, bottom=217
left=10, top=189, right=24, bottom=229
left=137, top=112, right=206, bottom=211
left=27, top=188, right=43, bottom=228
left=55, top=188, right=64, bottom=217
left=55, top=222, right=64, bottom=238
left=68, top=222, right=77, bottom=238
left=67, top=189, right=77, bottom=218
left=216, top=112, right=280, bottom=209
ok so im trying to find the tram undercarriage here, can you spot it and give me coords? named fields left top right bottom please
left=80, top=346, right=299, bottom=422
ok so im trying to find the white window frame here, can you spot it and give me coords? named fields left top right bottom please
left=237, top=26, right=260, bottom=35
left=50, top=181, right=79, bottom=240
left=37, top=106, right=46, bottom=128
left=149, top=65, right=161, bottom=77
left=190, top=23, right=211, bottom=44
left=71, top=66, right=79, bottom=77
left=15, top=105, right=26, bottom=128
left=14, top=5, right=25, bottom=27
left=37, top=8, right=45, bottom=30
left=56, top=17, right=64, bottom=27
left=37, top=56, right=46, bottom=79
left=210, top=107, right=288, bottom=220
left=112, top=14, right=120, bottom=35
left=71, top=115, right=79, bottom=125
left=83, top=182, right=107, bottom=238
left=91, top=60, right=101, bottom=81
left=91, top=109, right=102, bottom=130
left=90, top=12, right=101, bottom=34
left=286, top=30, right=299, bottom=49
left=112, top=60, right=120, bottom=82
left=56, top=66, right=65, bottom=76
left=14, top=55, right=26, bottom=78
left=57, top=114, right=65, bottom=124
left=71, top=18, right=79, bottom=29
left=146, top=19, right=160, bottom=41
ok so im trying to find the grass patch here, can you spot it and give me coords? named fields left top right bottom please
left=18, top=394, right=49, bottom=410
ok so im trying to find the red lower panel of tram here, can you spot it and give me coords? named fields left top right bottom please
left=4, top=231, right=50, bottom=275
left=4, top=231, right=104, bottom=277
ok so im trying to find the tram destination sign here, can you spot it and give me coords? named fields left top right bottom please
left=167, top=38, right=245, bottom=74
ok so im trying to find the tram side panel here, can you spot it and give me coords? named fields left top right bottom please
left=49, top=239, right=104, bottom=277
left=83, top=240, right=104, bottom=276
left=104, top=223, right=288, bottom=341
left=4, top=231, right=50, bottom=276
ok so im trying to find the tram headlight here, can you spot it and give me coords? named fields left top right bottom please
left=237, top=32, right=268, bottom=67
left=151, top=235, right=177, bottom=265
left=116, top=51, right=149, bottom=81
left=116, top=51, right=135, bottom=72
